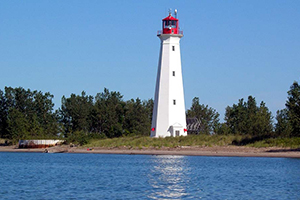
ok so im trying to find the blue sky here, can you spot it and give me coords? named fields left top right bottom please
left=1, top=1, right=299, bottom=121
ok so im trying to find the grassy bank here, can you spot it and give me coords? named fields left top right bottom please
left=247, top=137, right=300, bottom=148
left=84, top=135, right=300, bottom=149
left=85, top=135, right=239, bottom=149
left=2, top=135, right=300, bottom=149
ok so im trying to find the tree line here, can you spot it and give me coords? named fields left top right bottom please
left=0, top=87, right=153, bottom=143
left=0, top=80, right=299, bottom=143
left=186, top=80, right=300, bottom=138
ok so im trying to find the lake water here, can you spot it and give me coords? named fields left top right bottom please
left=0, top=153, right=299, bottom=200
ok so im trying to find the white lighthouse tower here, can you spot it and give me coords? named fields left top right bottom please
left=151, top=10, right=187, bottom=138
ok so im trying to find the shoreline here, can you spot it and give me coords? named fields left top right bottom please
left=1, top=145, right=300, bottom=158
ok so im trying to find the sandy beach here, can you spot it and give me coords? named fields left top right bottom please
left=1, top=145, right=300, bottom=158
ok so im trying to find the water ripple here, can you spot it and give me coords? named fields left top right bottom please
left=0, top=153, right=299, bottom=199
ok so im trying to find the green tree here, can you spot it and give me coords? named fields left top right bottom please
left=124, top=98, right=152, bottom=136
left=225, top=98, right=247, bottom=134
left=7, top=108, right=30, bottom=141
left=2, top=87, right=59, bottom=140
left=275, top=109, right=292, bottom=137
left=255, top=101, right=273, bottom=136
left=285, top=81, right=300, bottom=136
left=144, top=98, right=154, bottom=128
left=93, top=88, right=125, bottom=138
left=246, top=96, right=258, bottom=134
left=59, top=91, right=94, bottom=135
left=0, top=90, right=7, bottom=138
left=225, top=96, right=273, bottom=136
left=32, top=91, right=59, bottom=137
left=5, top=87, right=34, bottom=115
left=186, top=97, right=220, bottom=134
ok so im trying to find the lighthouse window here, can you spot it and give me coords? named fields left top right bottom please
left=164, top=20, right=176, bottom=28
left=171, top=21, right=176, bottom=28
left=164, top=21, right=170, bottom=28
left=172, top=71, right=175, bottom=76
left=173, top=100, right=176, bottom=105
left=172, top=46, right=175, bottom=51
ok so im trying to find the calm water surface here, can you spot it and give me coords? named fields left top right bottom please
left=0, top=152, right=299, bottom=199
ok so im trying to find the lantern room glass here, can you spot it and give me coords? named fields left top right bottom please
left=164, top=20, right=177, bottom=28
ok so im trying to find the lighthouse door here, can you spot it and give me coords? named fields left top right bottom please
left=170, top=123, right=183, bottom=137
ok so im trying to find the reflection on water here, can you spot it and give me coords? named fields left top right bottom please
left=148, top=155, right=193, bottom=199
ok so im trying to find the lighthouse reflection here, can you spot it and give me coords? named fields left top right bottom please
left=148, top=155, right=191, bottom=199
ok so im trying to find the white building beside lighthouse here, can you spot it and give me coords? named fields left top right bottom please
left=151, top=10, right=187, bottom=138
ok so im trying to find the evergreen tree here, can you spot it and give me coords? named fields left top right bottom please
left=59, top=91, right=94, bottom=135
left=0, top=90, right=7, bottom=138
left=124, top=98, right=152, bottom=136
left=2, top=87, right=59, bottom=140
left=225, top=98, right=247, bottom=134
left=285, top=81, right=300, bottom=136
left=225, top=96, right=273, bottom=136
left=7, top=108, right=30, bottom=141
left=275, top=109, right=292, bottom=137
left=186, top=97, right=220, bottom=134
left=246, top=96, right=258, bottom=135
left=256, top=101, right=273, bottom=136
left=93, top=88, right=125, bottom=138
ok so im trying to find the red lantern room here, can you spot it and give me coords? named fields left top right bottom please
left=162, top=14, right=179, bottom=34
left=158, top=9, right=183, bottom=35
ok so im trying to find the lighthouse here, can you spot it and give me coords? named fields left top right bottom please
left=151, top=10, right=187, bottom=138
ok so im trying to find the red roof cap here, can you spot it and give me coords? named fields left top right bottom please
left=162, top=15, right=178, bottom=21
